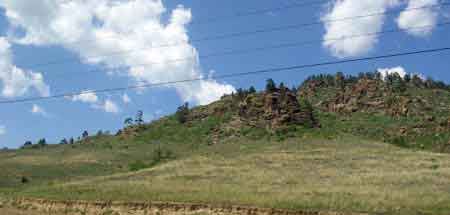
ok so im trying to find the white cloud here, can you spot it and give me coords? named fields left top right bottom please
left=122, top=93, right=131, bottom=104
left=177, top=79, right=235, bottom=105
left=71, top=91, right=98, bottom=103
left=321, top=0, right=401, bottom=58
left=377, top=66, right=426, bottom=80
left=0, top=125, right=5, bottom=135
left=0, top=0, right=235, bottom=105
left=31, top=104, right=48, bottom=116
left=321, top=0, right=444, bottom=58
left=69, top=90, right=120, bottom=114
left=397, top=0, right=440, bottom=37
left=0, top=37, right=50, bottom=98
left=95, top=99, right=120, bottom=113
left=377, top=66, right=407, bottom=79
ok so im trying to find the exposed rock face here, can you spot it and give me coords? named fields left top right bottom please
left=300, top=77, right=438, bottom=118
left=239, top=89, right=318, bottom=130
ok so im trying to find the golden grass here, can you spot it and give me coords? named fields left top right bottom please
left=21, top=136, right=450, bottom=215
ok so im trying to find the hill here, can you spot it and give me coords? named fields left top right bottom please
left=1, top=71, right=450, bottom=215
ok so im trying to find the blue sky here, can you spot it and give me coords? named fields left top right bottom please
left=0, top=0, right=449, bottom=148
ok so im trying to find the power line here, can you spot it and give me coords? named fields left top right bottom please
left=55, top=0, right=330, bottom=47
left=49, top=0, right=419, bottom=47
left=26, top=22, right=450, bottom=81
left=20, top=2, right=449, bottom=70
left=2, top=47, right=449, bottom=105
left=189, top=0, right=329, bottom=25
left=36, top=0, right=330, bottom=49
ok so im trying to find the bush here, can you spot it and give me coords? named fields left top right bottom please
left=176, top=102, right=189, bottom=124
left=21, top=176, right=29, bottom=184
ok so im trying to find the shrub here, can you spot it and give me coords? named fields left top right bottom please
left=176, top=102, right=189, bottom=124
left=21, top=176, right=29, bottom=184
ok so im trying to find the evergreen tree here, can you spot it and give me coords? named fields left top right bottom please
left=82, top=131, right=89, bottom=139
left=124, top=117, right=133, bottom=126
left=176, top=102, right=189, bottom=124
left=403, top=74, right=411, bottom=83
left=59, top=138, right=68, bottom=145
left=37, top=138, right=47, bottom=146
left=135, top=110, right=144, bottom=125
left=391, top=73, right=406, bottom=92
left=375, top=71, right=383, bottom=81
left=265, top=79, right=277, bottom=92
left=248, top=86, right=256, bottom=94
left=236, top=88, right=245, bottom=100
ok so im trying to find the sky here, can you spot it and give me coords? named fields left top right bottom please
left=0, top=0, right=449, bottom=148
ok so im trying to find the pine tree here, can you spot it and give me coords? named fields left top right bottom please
left=248, top=86, right=256, bottom=94
left=265, top=79, right=277, bottom=92
left=124, top=117, right=133, bottom=126
left=135, top=110, right=144, bottom=125
left=176, top=102, right=189, bottom=124
left=60, top=138, right=68, bottom=145
left=82, top=131, right=89, bottom=139
left=37, top=138, right=47, bottom=146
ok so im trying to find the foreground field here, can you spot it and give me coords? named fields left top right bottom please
left=2, top=135, right=450, bottom=215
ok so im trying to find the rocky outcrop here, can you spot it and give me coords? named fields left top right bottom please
left=300, top=77, right=440, bottom=119
left=239, top=89, right=318, bottom=130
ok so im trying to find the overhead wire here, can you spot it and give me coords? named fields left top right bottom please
left=19, top=2, right=449, bottom=70
left=23, top=21, right=450, bottom=81
left=1, top=47, right=449, bottom=105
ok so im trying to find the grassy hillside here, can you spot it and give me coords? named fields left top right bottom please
left=2, top=135, right=450, bottom=214
left=1, top=72, right=450, bottom=214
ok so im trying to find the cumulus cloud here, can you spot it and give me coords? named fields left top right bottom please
left=177, top=79, right=236, bottom=105
left=94, top=99, right=120, bottom=113
left=0, top=37, right=50, bottom=98
left=321, top=0, right=401, bottom=58
left=71, top=91, right=98, bottom=103
left=0, top=0, right=234, bottom=105
left=69, top=90, right=120, bottom=113
left=397, top=0, right=440, bottom=37
left=31, top=104, right=48, bottom=116
left=122, top=93, right=131, bottom=104
left=0, top=125, right=5, bottom=135
left=377, top=66, right=407, bottom=79
left=321, top=0, right=443, bottom=58
left=377, top=66, right=425, bottom=80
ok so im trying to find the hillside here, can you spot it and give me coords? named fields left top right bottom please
left=299, top=72, right=450, bottom=151
left=1, top=72, right=450, bottom=215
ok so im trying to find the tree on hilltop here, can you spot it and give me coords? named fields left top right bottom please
left=176, top=102, right=189, bottom=124
left=265, top=79, right=277, bottom=92
left=135, top=110, right=144, bottom=125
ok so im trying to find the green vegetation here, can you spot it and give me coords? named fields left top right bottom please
left=1, top=73, right=450, bottom=214
left=2, top=135, right=450, bottom=214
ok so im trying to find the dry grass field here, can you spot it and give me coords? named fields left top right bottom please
left=4, top=135, right=449, bottom=215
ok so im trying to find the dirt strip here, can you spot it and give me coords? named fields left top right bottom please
left=0, top=198, right=372, bottom=215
